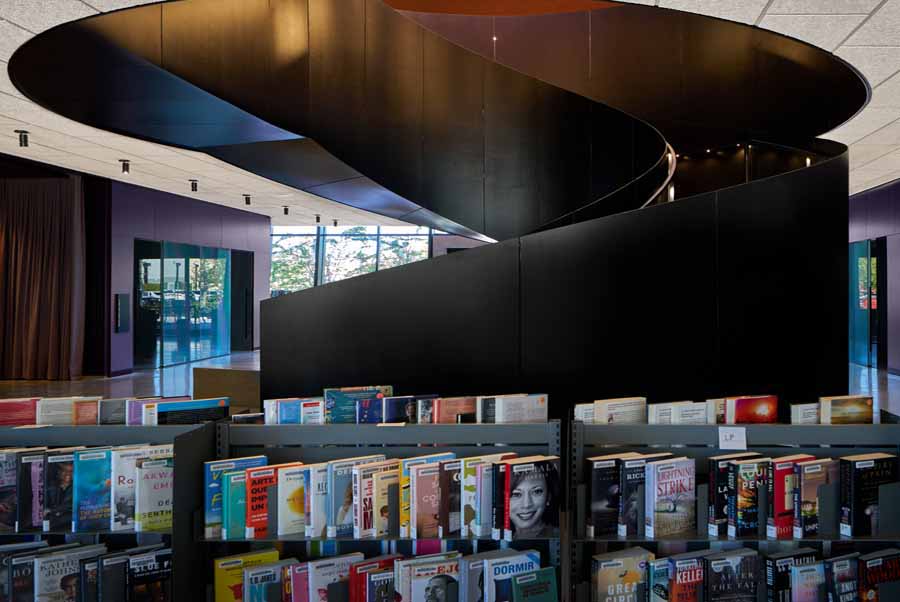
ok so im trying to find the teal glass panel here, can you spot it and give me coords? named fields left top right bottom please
left=849, top=240, right=871, bottom=366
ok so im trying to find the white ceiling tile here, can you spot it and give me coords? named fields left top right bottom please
left=658, top=0, right=769, bottom=24
left=870, top=71, right=900, bottom=106
left=759, top=14, right=866, bottom=50
left=850, top=143, right=897, bottom=167
left=767, top=0, right=881, bottom=14
left=846, top=0, right=900, bottom=45
left=836, top=46, right=900, bottom=87
left=0, top=1, right=97, bottom=34
left=0, top=20, right=32, bottom=60
left=82, top=0, right=158, bottom=10
left=854, top=147, right=900, bottom=171
left=825, top=107, right=900, bottom=144
left=853, top=116, right=900, bottom=144
left=0, top=63, right=23, bottom=98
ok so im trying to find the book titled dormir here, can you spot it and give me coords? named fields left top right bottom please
left=592, top=397, right=647, bottom=425
left=820, top=395, right=874, bottom=424
left=839, top=452, right=898, bottom=537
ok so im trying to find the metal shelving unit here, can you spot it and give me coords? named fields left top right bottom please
left=569, top=421, right=900, bottom=602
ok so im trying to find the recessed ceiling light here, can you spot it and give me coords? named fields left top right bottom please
left=315, top=214, right=321, bottom=224
left=283, top=206, right=289, bottom=215
left=244, top=194, right=251, bottom=205
left=119, top=159, right=130, bottom=175
left=189, top=179, right=198, bottom=192
left=333, top=219, right=338, bottom=227
left=14, top=130, right=28, bottom=148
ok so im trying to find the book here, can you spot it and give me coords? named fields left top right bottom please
left=73, top=398, right=100, bottom=425
left=0, top=541, right=47, bottom=602
left=352, top=459, right=399, bottom=539
left=232, top=412, right=265, bottom=424
left=307, top=553, right=364, bottom=602
left=348, top=555, right=400, bottom=602
left=644, top=456, right=695, bottom=538
left=36, top=398, right=76, bottom=425
left=0, top=449, right=26, bottom=533
left=222, top=471, right=246, bottom=541
left=14, top=449, right=44, bottom=533
left=356, top=398, right=384, bottom=424
left=859, top=549, right=900, bottom=602
left=511, top=567, right=557, bottom=602
left=399, top=453, right=455, bottom=538
left=618, top=453, right=672, bottom=537
left=504, top=456, right=560, bottom=540
left=324, top=386, right=393, bottom=424
left=433, top=397, right=477, bottom=424
left=727, top=457, right=770, bottom=538
left=477, top=394, right=549, bottom=424
left=707, top=452, right=761, bottom=538
left=668, top=550, right=709, bottom=602
left=128, top=548, right=172, bottom=602
left=764, top=548, right=818, bottom=602
left=72, top=448, right=112, bottom=532
left=409, top=462, right=441, bottom=539
left=110, top=444, right=173, bottom=532
left=461, top=452, right=518, bottom=537
left=283, top=562, right=308, bottom=602
left=213, top=549, right=280, bottom=602
left=706, top=398, right=726, bottom=424
left=381, top=396, right=416, bottom=424
left=245, top=463, right=296, bottom=540
left=839, top=452, right=898, bottom=537
left=793, top=458, right=837, bottom=539
left=300, top=399, right=325, bottom=425
left=790, top=562, right=825, bottom=602
left=438, top=459, right=462, bottom=538
left=134, top=457, right=174, bottom=532
left=459, top=550, right=516, bottom=602
left=204, top=455, right=268, bottom=539
left=97, top=547, right=163, bottom=602
left=277, top=464, right=306, bottom=537
left=243, top=559, right=295, bottom=602
left=80, top=557, right=99, bottom=602
left=824, top=553, right=858, bottom=602
left=394, top=553, right=459, bottom=602
left=126, top=399, right=158, bottom=426
left=142, top=397, right=229, bottom=425
left=765, top=454, right=816, bottom=540
left=35, top=544, right=107, bottom=602
left=9, top=544, right=80, bottom=602
left=648, top=401, right=693, bottom=424
left=591, top=547, right=653, bottom=602
left=592, top=397, right=647, bottom=425
left=790, top=403, right=820, bottom=425
left=372, top=468, right=399, bottom=538
left=704, top=548, right=758, bottom=602
left=647, top=558, right=669, bottom=602
left=43, top=448, right=81, bottom=532
left=410, top=558, right=459, bottom=602
left=263, top=398, right=301, bottom=425
left=327, top=455, right=385, bottom=538
left=97, top=399, right=127, bottom=425
left=820, top=395, right=874, bottom=424
left=672, top=402, right=709, bottom=425
left=365, top=568, right=394, bottom=602
left=484, top=551, right=539, bottom=602
left=573, top=403, right=594, bottom=424
left=417, top=398, right=435, bottom=424
left=0, top=399, right=39, bottom=426
left=304, top=463, right=329, bottom=538
left=725, top=395, right=778, bottom=424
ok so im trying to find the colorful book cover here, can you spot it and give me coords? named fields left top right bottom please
left=348, top=555, right=400, bottom=602
left=110, top=444, right=173, bottom=532
left=433, top=396, right=476, bottom=424
left=765, top=454, right=815, bottom=540
left=304, top=463, right=329, bottom=538
left=34, top=544, right=107, bottom=602
left=0, top=541, right=47, bottom=602
left=143, top=397, right=229, bottom=425
left=277, top=464, right=306, bottom=536
left=484, top=551, right=539, bottom=602
left=708, top=452, right=760, bottom=538
left=125, top=399, right=160, bottom=426
left=820, top=395, right=874, bottom=424
left=204, top=455, right=268, bottom=539
left=366, top=568, right=394, bottom=602
left=618, top=457, right=649, bottom=537
left=15, top=449, right=44, bottom=533
left=790, top=562, right=825, bottom=602
left=353, top=459, right=399, bottom=539
left=648, top=558, right=669, bottom=602
left=859, top=550, right=900, bottom=602
left=668, top=551, right=708, bottom=602
left=128, top=548, right=172, bottom=602
left=243, top=559, right=295, bottom=602
left=416, top=398, right=435, bottom=424
left=461, top=452, right=517, bottom=537
left=399, top=453, right=455, bottom=537
left=410, top=559, right=459, bottom=602
left=278, top=399, right=303, bottom=425
left=73, top=399, right=99, bottom=425
left=764, top=548, right=819, bottom=602
left=245, top=464, right=286, bottom=540
left=213, top=549, right=280, bottom=602
left=43, top=449, right=78, bottom=532
left=704, top=549, right=758, bottom=602
left=72, top=448, right=112, bottom=532
left=824, top=553, right=859, bottom=602
left=511, top=567, right=557, bottom=602
left=323, top=386, right=393, bottom=424
left=410, top=463, right=441, bottom=539
left=284, top=562, right=308, bottom=602
left=222, top=470, right=247, bottom=541
left=0, top=450, right=20, bottom=532
left=300, top=399, right=325, bottom=425
left=356, top=398, right=384, bottom=424
left=326, top=455, right=385, bottom=538
left=35, top=398, right=76, bottom=426
left=793, top=459, right=837, bottom=539
left=725, top=395, right=778, bottom=424
left=134, top=457, right=174, bottom=532
left=382, top=396, right=415, bottom=423
left=372, top=468, right=399, bottom=538
left=727, top=458, right=769, bottom=538
left=645, top=457, right=695, bottom=538
left=394, top=553, right=459, bottom=602
left=438, top=459, right=462, bottom=538
left=591, top=397, right=647, bottom=425
left=504, top=457, right=560, bottom=540
left=0, top=399, right=38, bottom=426
left=307, top=553, right=364, bottom=602
left=592, top=548, right=654, bottom=602
left=840, top=452, right=898, bottom=537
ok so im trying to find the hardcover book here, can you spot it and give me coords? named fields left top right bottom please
left=323, top=386, right=393, bottom=424
left=34, top=544, right=107, bottom=602
left=381, top=396, right=416, bottom=423
left=10, top=544, right=81, bottom=602
left=410, top=559, right=459, bottom=602
left=307, top=553, right=364, bottom=602
left=394, top=553, right=459, bottom=602
left=327, top=455, right=385, bottom=538
left=245, top=464, right=293, bottom=540
left=365, top=568, right=394, bottom=602
left=504, top=457, right=560, bottom=540
left=765, top=454, right=815, bottom=540
left=72, top=448, right=112, bottom=532
left=824, top=553, right=858, bottom=602
left=352, top=459, right=399, bottom=539
left=97, top=399, right=127, bottom=425
left=222, top=471, right=246, bottom=541
left=356, top=398, right=383, bottom=424
left=618, top=453, right=673, bottom=537
left=203, top=455, right=268, bottom=539
left=704, top=548, right=758, bottom=602
left=43, top=448, right=80, bottom=532
left=35, top=398, right=76, bottom=426
left=79, top=558, right=98, bottom=602
left=15, top=449, right=44, bottom=533
left=764, top=548, right=818, bottom=602
left=0, top=399, right=38, bottom=426
left=277, top=464, right=306, bottom=536
left=98, top=552, right=130, bottom=602
left=399, top=453, right=455, bottom=538
left=459, top=550, right=516, bottom=602
left=491, top=456, right=541, bottom=541
left=707, top=452, right=761, bottom=538
left=820, top=395, right=874, bottom=424
left=304, top=463, right=329, bottom=538
left=727, top=458, right=770, bottom=538
left=668, top=551, right=709, bottom=602
left=859, top=548, right=900, bottom=602
left=410, top=462, right=441, bottom=539
left=110, top=444, right=173, bottom=532
left=484, top=551, right=539, bottom=602
left=372, top=468, right=399, bottom=538
left=645, top=456, right=695, bottom=538
left=587, top=453, right=640, bottom=538
left=416, top=397, right=436, bottom=424
left=839, top=452, right=898, bottom=537
left=793, top=458, right=837, bottom=539
left=592, top=547, right=653, bottom=602
left=300, top=399, right=325, bottom=425
left=461, top=452, right=517, bottom=537
left=438, top=459, right=462, bottom=538
left=142, top=397, right=229, bottom=425
left=511, top=567, right=557, bottom=602
left=433, top=397, right=476, bottom=424
left=0, top=541, right=47, bottom=602
left=648, top=558, right=669, bottom=602
left=0, top=450, right=22, bottom=533
left=725, top=395, right=778, bottom=424
left=242, top=559, right=295, bottom=602
left=790, top=403, right=820, bottom=425
left=128, top=548, right=172, bottom=602
left=134, top=457, right=174, bottom=532
left=72, top=398, right=100, bottom=425
left=213, top=549, right=280, bottom=602
left=348, top=555, right=400, bottom=602
left=591, top=397, right=647, bottom=425
left=283, top=562, right=308, bottom=602
left=790, top=562, right=825, bottom=602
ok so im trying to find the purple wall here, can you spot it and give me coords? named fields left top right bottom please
left=110, top=181, right=270, bottom=373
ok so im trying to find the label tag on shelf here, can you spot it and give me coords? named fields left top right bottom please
left=718, top=426, right=747, bottom=450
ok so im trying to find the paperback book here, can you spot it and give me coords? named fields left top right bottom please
left=477, top=394, right=549, bottom=424
left=765, top=454, right=815, bottom=540
left=97, top=399, right=127, bottom=425
left=352, top=459, right=399, bottom=539
left=708, top=452, right=760, bottom=538
left=327, top=455, right=385, bottom=538
left=34, top=544, right=107, bottom=602
left=307, top=553, right=364, bottom=602
left=277, top=464, right=306, bottom=537
left=128, top=548, right=172, bottom=602
left=79, top=558, right=98, bottom=602
left=587, top=453, right=640, bottom=538
left=484, top=550, right=540, bottom=602
left=394, top=553, right=459, bottom=602
left=791, top=403, right=820, bottom=425
left=381, top=396, right=415, bottom=423
left=592, top=397, right=647, bottom=425
left=142, top=397, right=229, bottom=425
left=417, top=397, right=436, bottom=424
left=134, top=457, right=174, bottom=533
left=668, top=551, right=709, bottom=602
left=618, top=454, right=672, bottom=537
left=704, top=548, right=758, bottom=602
left=511, top=567, right=557, bottom=602
left=0, top=399, right=38, bottom=426
left=203, top=455, right=268, bottom=539
left=372, top=468, right=399, bottom=538
left=410, top=462, right=441, bottom=539
left=0, top=541, right=47, bottom=602
left=245, top=464, right=289, bottom=540
left=438, top=459, right=462, bottom=538
left=14, top=449, right=44, bottom=533
left=592, top=547, right=654, bottom=602
left=859, top=548, right=900, bottom=602
left=820, top=395, right=874, bottom=424
left=110, top=444, right=173, bottom=532
left=824, top=553, right=858, bottom=602
left=73, top=399, right=99, bottom=425
left=365, top=568, right=394, bottom=602
left=348, top=555, right=400, bottom=602
left=727, top=458, right=770, bottom=538
left=793, top=459, right=837, bottom=539
left=0, top=450, right=22, bottom=532
left=839, top=452, right=898, bottom=537
left=645, top=456, right=695, bottom=539
left=764, top=548, right=818, bottom=602
left=433, top=396, right=476, bottom=424
left=243, top=559, right=295, bottom=602
left=648, top=559, right=669, bottom=602
left=461, top=452, right=517, bottom=538
left=35, top=398, right=76, bottom=426
left=304, top=463, right=329, bottom=538
left=72, top=448, right=112, bottom=532
left=222, top=471, right=246, bottom=541
left=724, top=395, right=778, bottom=424
left=356, top=398, right=383, bottom=424
left=504, top=457, right=560, bottom=540
left=409, top=558, right=459, bottom=602
left=212, top=549, right=279, bottom=602
left=323, top=386, right=393, bottom=424
left=399, top=453, right=455, bottom=538
left=790, top=562, right=825, bottom=602
left=44, top=448, right=79, bottom=532
left=300, top=399, right=325, bottom=425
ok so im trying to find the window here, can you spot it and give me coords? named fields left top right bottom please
left=271, top=232, right=317, bottom=296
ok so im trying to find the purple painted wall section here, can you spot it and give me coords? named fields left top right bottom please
left=109, top=181, right=270, bottom=373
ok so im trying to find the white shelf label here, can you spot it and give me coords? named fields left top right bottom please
left=718, top=426, right=747, bottom=450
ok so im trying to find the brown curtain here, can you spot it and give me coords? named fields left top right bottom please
left=0, top=176, right=85, bottom=379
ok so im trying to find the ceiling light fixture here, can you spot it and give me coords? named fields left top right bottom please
left=244, top=194, right=251, bottom=206
left=805, top=157, right=811, bottom=167
left=15, top=130, right=28, bottom=148
left=315, top=214, right=321, bottom=224
left=189, top=179, right=198, bottom=192
left=333, top=219, right=338, bottom=227
left=705, top=149, right=711, bottom=153
left=119, top=159, right=130, bottom=175
left=283, top=206, right=289, bottom=216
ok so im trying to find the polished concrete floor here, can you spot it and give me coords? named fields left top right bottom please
left=0, top=351, right=259, bottom=399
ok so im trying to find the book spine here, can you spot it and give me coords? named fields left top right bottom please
left=840, top=459, right=853, bottom=537
left=409, top=468, right=418, bottom=539
left=766, top=460, right=776, bottom=538
left=645, top=465, right=655, bottom=538
left=726, top=463, right=737, bottom=537
left=352, top=468, right=362, bottom=539
left=707, top=459, right=718, bottom=537
left=503, top=463, right=512, bottom=540
left=492, top=464, right=505, bottom=540
left=793, top=466, right=803, bottom=539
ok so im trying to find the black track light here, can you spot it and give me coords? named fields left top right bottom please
left=333, top=219, right=338, bottom=227
left=15, top=130, right=28, bottom=148
left=189, top=179, right=198, bottom=192
left=244, top=194, right=251, bottom=206
left=119, top=159, right=130, bottom=175
left=315, top=214, right=321, bottom=224
left=283, top=206, right=289, bottom=216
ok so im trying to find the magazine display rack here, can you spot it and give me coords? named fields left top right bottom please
left=0, top=423, right=217, bottom=602
left=568, top=422, right=900, bottom=602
